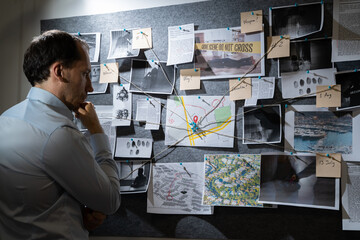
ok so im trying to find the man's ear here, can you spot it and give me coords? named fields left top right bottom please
left=52, top=62, right=68, bottom=83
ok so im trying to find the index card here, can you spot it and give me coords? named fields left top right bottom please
left=267, top=35, right=290, bottom=59
left=316, top=153, right=341, bottom=178
left=241, top=10, right=263, bottom=33
left=316, top=85, right=341, bottom=108
left=132, top=28, right=152, bottom=49
left=180, top=68, right=201, bottom=90
left=100, top=62, right=119, bottom=83
left=229, top=78, right=252, bottom=101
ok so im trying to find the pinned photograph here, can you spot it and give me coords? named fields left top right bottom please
left=194, top=26, right=265, bottom=79
left=130, top=59, right=175, bottom=94
left=284, top=105, right=360, bottom=162
left=243, top=105, right=281, bottom=144
left=107, top=29, right=140, bottom=59
left=335, top=71, right=360, bottom=111
left=72, top=32, right=101, bottom=62
left=269, top=2, right=324, bottom=39
left=88, top=65, right=108, bottom=94
left=117, top=161, right=151, bottom=194
left=259, top=153, right=339, bottom=210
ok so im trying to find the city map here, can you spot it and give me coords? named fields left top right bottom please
left=165, top=96, right=235, bottom=148
left=147, top=162, right=213, bottom=214
left=203, top=154, right=264, bottom=207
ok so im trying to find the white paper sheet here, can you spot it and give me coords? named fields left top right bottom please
left=342, top=161, right=360, bottom=230
left=245, top=77, right=275, bottom=105
left=115, top=138, right=153, bottom=158
left=284, top=105, right=360, bottom=162
left=136, top=99, right=148, bottom=122
left=112, top=84, right=132, bottom=126
left=165, top=96, right=235, bottom=148
left=145, top=98, right=161, bottom=130
left=280, top=68, right=336, bottom=99
left=166, top=23, right=195, bottom=66
left=332, top=0, right=360, bottom=62
left=147, top=162, right=213, bottom=215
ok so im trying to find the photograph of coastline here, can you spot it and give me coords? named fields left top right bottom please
left=294, top=111, right=352, bottom=154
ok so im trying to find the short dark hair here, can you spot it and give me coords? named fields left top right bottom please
left=23, top=30, right=89, bottom=86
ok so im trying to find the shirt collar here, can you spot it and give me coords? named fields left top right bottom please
left=27, top=87, right=74, bottom=121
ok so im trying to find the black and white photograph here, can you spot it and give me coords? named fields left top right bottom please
left=107, top=29, right=140, bottom=59
left=115, top=137, right=153, bottom=158
left=279, top=38, right=332, bottom=74
left=117, top=161, right=151, bottom=194
left=130, top=59, right=175, bottom=94
left=88, top=65, right=108, bottom=94
left=259, top=154, right=339, bottom=210
left=243, top=105, right=281, bottom=144
left=112, top=84, right=132, bottom=126
left=336, top=71, right=360, bottom=111
left=270, top=2, right=324, bottom=39
left=72, top=32, right=101, bottom=62
left=194, top=27, right=265, bottom=79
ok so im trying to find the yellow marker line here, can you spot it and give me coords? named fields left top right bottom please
left=180, top=96, right=194, bottom=146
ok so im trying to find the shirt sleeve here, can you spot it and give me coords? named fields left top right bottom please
left=42, top=126, right=121, bottom=215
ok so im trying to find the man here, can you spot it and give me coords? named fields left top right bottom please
left=0, top=30, right=121, bottom=239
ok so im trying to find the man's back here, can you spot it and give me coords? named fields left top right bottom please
left=0, top=88, right=121, bottom=239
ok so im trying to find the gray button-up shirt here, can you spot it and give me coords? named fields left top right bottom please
left=0, top=87, right=121, bottom=239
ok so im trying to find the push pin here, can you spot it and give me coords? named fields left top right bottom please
left=194, top=68, right=197, bottom=72
left=326, top=153, right=330, bottom=157
left=280, top=35, right=283, bottom=39
left=285, top=104, right=288, bottom=108
left=269, top=7, right=272, bottom=10
left=328, top=86, right=331, bottom=89
left=290, top=152, right=293, bottom=155
left=238, top=77, right=241, bottom=81
left=179, top=27, right=182, bottom=30
left=258, top=76, right=261, bottom=79
left=354, top=69, right=358, bottom=72
left=77, top=32, right=81, bottom=36
left=295, top=3, right=298, bottom=7
left=251, top=12, right=254, bottom=15
left=227, top=27, right=230, bottom=30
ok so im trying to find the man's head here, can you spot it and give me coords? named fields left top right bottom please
left=23, top=30, right=93, bottom=111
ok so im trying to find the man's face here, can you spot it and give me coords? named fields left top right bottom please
left=62, top=42, right=93, bottom=111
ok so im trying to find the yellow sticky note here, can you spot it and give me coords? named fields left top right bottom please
left=267, top=35, right=290, bottom=59
left=229, top=78, right=252, bottom=101
left=240, top=10, right=263, bottom=33
left=180, top=69, right=201, bottom=90
left=316, top=85, right=341, bottom=108
left=316, top=153, right=341, bottom=178
left=132, top=28, right=152, bottom=49
left=99, top=62, right=119, bottom=83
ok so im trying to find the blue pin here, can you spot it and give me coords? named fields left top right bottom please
left=140, top=31, right=143, bottom=34
left=103, top=63, right=106, bottom=66
left=269, top=7, right=272, bottom=10
left=151, top=59, right=154, bottom=62
left=194, top=68, right=197, bottom=72
left=126, top=160, right=129, bottom=163
left=324, top=34, right=328, bottom=39
left=238, top=154, right=240, bottom=157
left=354, top=69, right=358, bottom=72
left=77, top=32, right=81, bottom=36
left=180, top=162, right=182, bottom=165
left=321, top=0, right=324, bottom=4
left=326, top=153, right=330, bottom=157
left=146, top=97, right=149, bottom=101
left=179, top=27, right=182, bottom=30
left=295, top=3, right=298, bottom=7
left=305, top=38, right=308, bottom=41
left=261, top=104, right=264, bottom=108
left=238, top=77, right=241, bottom=81
left=251, top=12, right=254, bottom=15
left=290, top=152, right=293, bottom=155
left=285, top=104, right=288, bottom=108
left=328, top=86, right=331, bottom=89
left=131, top=138, right=133, bottom=141
left=205, top=157, right=207, bottom=160
left=280, top=35, right=283, bottom=39
left=307, top=70, right=309, bottom=74
left=198, top=96, right=201, bottom=99
left=258, top=76, right=261, bottom=79
left=123, top=28, right=126, bottom=32
left=227, top=27, right=230, bottom=30
left=120, top=84, right=123, bottom=86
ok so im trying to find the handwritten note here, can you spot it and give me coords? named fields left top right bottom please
left=316, top=85, right=341, bottom=108
left=240, top=10, right=263, bottom=33
left=99, top=62, right=119, bottom=83
left=316, top=153, right=341, bottom=178
left=132, top=28, right=152, bottom=49
left=180, top=68, right=201, bottom=90
left=229, top=78, right=252, bottom=101
left=267, top=35, right=290, bottom=59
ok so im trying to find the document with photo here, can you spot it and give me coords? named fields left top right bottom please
left=107, top=29, right=140, bottom=59
left=72, top=32, right=101, bottom=62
